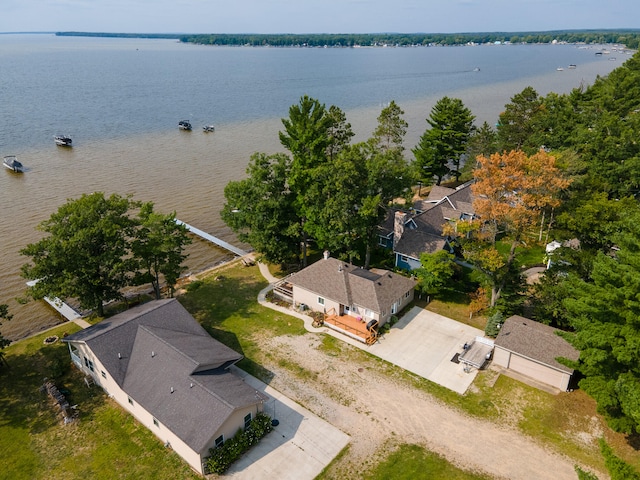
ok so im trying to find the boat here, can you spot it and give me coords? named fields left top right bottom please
left=556, top=67, right=564, bottom=71
left=203, top=124, right=215, bottom=132
left=3, top=155, right=24, bottom=173
left=568, top=64, right=577, bottom=69
left=54, top=135, right=72, bottom=147
left=178, top=120, right=192, bottom=131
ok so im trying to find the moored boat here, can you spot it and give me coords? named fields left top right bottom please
left=203, top=124, right=215, bottom=132
left=178, top=120, right=192, bottom=131
left=3, top=155, right=24, bottom=173
left=54, top=135, right=72, bottom=147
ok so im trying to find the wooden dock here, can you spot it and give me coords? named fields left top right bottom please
left=175, top=219, right=248, bottom=257
left=26, top=280, right=82, bottom=321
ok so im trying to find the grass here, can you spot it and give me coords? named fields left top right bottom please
left=3, top=257, right=638, bottom=478
left=362, top=443, right=493, bottom=480
left=0, top=325, right=200, bottom=480
left=178, top=262, right=307, bottom=379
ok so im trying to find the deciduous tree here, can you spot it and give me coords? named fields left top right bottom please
left=221, top=153, right=300, bottom=266
left=415, top=250, right=459, bottom=296
left=450, top=150, right=570, bottom=306
left=21, top=193, right=137, bottom=317
left=131, top=204, right=191, bottom=299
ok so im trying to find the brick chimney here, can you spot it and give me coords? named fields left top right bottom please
left=393, top=211, right=406, bottom=248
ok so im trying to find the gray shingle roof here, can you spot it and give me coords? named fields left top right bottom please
left=494, top=315, right=579, bottom=373
left=390, top=183, right=476, bottom=259
left=288, top=257, right=416, bottom=313
left=394, top=230, right=448, bottom=258
left=427, top=186, right=456, bottom=202
left=64, top=299, right=265, bottom=452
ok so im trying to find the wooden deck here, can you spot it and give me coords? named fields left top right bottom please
left=323, top=312, right=378, bottom=345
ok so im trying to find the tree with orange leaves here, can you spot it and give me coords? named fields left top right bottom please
left=449, top=149, right=571, bottom=307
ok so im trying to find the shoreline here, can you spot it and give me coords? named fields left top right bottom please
left=6, top=253, right=252, bottom=345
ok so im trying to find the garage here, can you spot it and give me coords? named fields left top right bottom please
left=493, top=315, right=579, bottom=391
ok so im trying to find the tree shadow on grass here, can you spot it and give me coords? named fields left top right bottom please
left=0, top=345, right=106, bottom=437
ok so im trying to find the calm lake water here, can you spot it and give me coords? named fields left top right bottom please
left=0, top=34, right=628, bottom=340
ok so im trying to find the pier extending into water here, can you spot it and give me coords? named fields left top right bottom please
left=26, top=280, right=82, bottom=322
left=27, top=222, right=246, bottom=322
left=175, top=219, right=248, bottom=257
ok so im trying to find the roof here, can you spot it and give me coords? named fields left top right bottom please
left=64, top=299, right=265, bottom=452
left=391, top=182, right=476, bottom=259
left=494, top=315, right=579, bottom=374
left=288, top=257, right=416, bottom=313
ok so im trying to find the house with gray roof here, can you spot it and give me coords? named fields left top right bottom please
left=379, top=181, right=476, bottom=270
left=492, top=315, right=580, bottom=391
left=63, top=299, right=267, bottom=475
left=284, top=254, right=416, bottom=338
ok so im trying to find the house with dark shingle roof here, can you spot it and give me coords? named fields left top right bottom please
left=286, top=254, right=416, bottom=331
left=492, top=315, right=580, bottom=391
left=379, top=181, right=476, bottom=270
left=62, top=299, right=267, bottom=475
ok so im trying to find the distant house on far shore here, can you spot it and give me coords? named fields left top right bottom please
left=62, top=299, right=267, bottom=475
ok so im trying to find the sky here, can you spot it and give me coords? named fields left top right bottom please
left=2, top=0, right=639, bottom=35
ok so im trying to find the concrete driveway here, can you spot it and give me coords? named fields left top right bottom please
left=369, top=307, right=485, bottom=394
left=225, top=366, right=350, bottom=479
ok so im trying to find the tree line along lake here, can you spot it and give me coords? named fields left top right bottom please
left=0, top=33, right=629, bottom=341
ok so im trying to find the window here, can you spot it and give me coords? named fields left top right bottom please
left=128, top=396, right=134, bottom=406
left=101, top=370, right=107, bottom=379
left=405, top=290, right=411, bottom=298
left=244, top=413, right=252, bottom=430
left=83, top=357, right=94, bottom=372
left=365, top=309, right=373, bottom=318
left=378, top=236, right=387, bottom=247
left=400, top=255, right=409, bottom=263
left=215, top=435, right=224, bottom=448
left=153, top=417, right=159, bottom=427
left=391, top=302, right=398, bottom=314
left=317, top=296, right=325, bottom=306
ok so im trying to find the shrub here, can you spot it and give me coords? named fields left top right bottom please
left=205, top=412, right=273, bottom=474
left=485, top=311, right=504, bottom=338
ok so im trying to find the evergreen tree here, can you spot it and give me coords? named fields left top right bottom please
left=413, top=96, right=475, bottom=184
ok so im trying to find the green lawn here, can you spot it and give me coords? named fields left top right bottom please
left=363, top=444, right=492, bottom=480
left=0, top=325, right=200, bottom=480
left=3, top=260, right=638, bottom=478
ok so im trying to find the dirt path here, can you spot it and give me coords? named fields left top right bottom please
left=259, top=334, right=601, bottom=480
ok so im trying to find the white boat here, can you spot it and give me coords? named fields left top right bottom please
left=556, top=67, right=564, bottom=71
left=203, top=124, right=215, bottom=132
left=54, top=135, right=72, bottom=147
left=3, top=155, right=24, bottom=173
left=178, top=120, right=192, bottom=131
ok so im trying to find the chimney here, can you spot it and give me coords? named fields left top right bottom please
left=323, top=250, right=330, bottom=260
left=393, top=211, right=406, bottom=248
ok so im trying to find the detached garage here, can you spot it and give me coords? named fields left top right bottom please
left=493, top=315, right=579, bottom=392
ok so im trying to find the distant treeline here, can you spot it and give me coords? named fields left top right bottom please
left=57, top=30, right=640, bottom=49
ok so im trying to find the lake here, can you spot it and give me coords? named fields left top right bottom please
left=0, top=34, right=628, bottom=340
